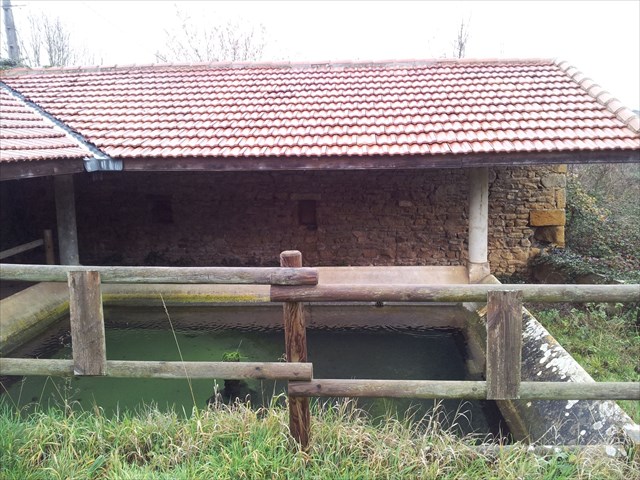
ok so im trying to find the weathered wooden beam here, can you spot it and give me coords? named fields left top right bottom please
left=0, top=264, right=319, bottom=285
left=289, top=379, right=487, bottom=399
left=287, top=379, right=640, bottom=400
left=2, top=357, right=636, bottom=400
left=270, top=284, right=640, bottom=303
left=0, top=239, right=44, bottom=260
left=43, top=229, right=55, bottom=265
left=68, top=271, right=106, bottom=375
left=54, top=175, right=80, bottom=265
left=281, top=250, right=310, bottom=450
left=0, top=159, right=85, bottom=181
left=486, top=290, right=523, bottom=400
left=120, top=149, right=639, bottom=174
left=0, top=358, right=313, bottom=380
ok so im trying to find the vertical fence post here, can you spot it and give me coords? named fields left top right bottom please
left=43, top=229, right=55, bottom=265
left=68, top=271, right=107, bottom=376
left=486, top=290, right=523, bottom=400
left=280, top=250, right=310, bottom=449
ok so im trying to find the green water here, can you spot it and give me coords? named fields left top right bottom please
left=1, top=313, right=503, bottom=435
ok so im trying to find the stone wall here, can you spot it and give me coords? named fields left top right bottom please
left=488, top=165, right=567, bottom=275
left=73, top=169, right=469, bottom=268
left=1, top=166, right=567, bottom=275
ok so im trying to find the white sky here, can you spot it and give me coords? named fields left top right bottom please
left=2, top=0, right=639, bottom=109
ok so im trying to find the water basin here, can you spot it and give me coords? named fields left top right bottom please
left=1, top=306, right=506, bottom=436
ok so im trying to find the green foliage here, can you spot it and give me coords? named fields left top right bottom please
left=532, top=303, right=640, bottom=423
left=534, top=169, right=640, bottom=283
left=0, top=399, right=637, bottom=479
left=0, top=58, right=23, bottom=70
left=531, top=248, right=640, bottom=283
left=565, top=173, right=639, bottom=263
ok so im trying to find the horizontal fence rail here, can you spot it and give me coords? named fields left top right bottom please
left=0, top=230, right=54, bottom=264
left=0, top=358, right=313, bottom=381
left=0, top=264, right=319, bottom=286
left=270, top=283, right=640, bottom=303
left=0, top=239, right=44, bottom=260
left=2, top=252, right=640, bottom=450
left=287, top=379, right=640, bottom=401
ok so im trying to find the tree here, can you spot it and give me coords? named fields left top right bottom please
left=452, top=18, right=470, bottom=59
left=156, top=9, right=266, bottom=63
left=20, top=13, right=93, bottom=67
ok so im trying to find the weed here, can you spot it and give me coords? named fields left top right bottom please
left=532, top=303, right=640, bottom=423
left=0, top=399, right=637, bottom=479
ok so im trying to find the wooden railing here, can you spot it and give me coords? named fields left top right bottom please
left=1, top=251, right=639, bottom=450
left=0, top=229, right=55, bottom=264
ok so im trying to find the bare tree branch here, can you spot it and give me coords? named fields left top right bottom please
left=452, top=18, right=470, bottom=59
left=157, top=9, right=266, bottom=63
left=19, top=13, right=93, bottom=67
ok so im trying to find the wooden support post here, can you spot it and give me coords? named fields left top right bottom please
left=68, top=271, right=106, bottom=375
left=280, top=250, right=310, bottom=449
left=486, top=290, right=523, bottom=400
left=43, top=229, right=55, bottom=265
left=54, top=175, right=80, bottom=265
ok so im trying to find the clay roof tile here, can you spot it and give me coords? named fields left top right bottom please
left=1, top=58, right=637, bottom=163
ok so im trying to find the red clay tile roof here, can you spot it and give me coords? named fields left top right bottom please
left=1, top=58, right=638, bottom=164
left=0, top=86, right=94, bottom=162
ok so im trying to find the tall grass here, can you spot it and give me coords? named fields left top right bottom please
left=532, top=303, right=640, bottom=423
left=0, top=397, right=636, bottom=479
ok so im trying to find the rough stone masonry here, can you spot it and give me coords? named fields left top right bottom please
left=1, top=165, right=566, bottom=276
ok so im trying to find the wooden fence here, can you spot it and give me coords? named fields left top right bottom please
left=1, top=251, right=639, bottom=450
left=0, top=230, right=55, bottom=264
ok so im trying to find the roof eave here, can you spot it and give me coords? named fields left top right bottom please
left=118, top=149, right=640, bottom=173
left=0, top=158, right=86, bottom=181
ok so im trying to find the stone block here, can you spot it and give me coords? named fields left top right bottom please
left=530, top=209, right=566, bottom=226
left=555, top=189, right=566, bottom=209
left=541, top=173, right=567, bottom=188
left=534, top=226, right=565, bottom=246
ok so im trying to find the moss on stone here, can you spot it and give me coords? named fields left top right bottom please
left=0, top=301, right=69, bottom=356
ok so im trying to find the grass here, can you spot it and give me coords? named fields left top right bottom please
left=531, top=303, right=640, bottom=423
left=0, top=397, right=637, bottom=479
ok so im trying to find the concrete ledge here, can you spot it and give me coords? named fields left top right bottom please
left=467, top=262, right=490, bottom=283
left=516, top=308, right=638, bottom=445
left=317, top=266, right=469, bottom=285
left=103, top=303, right=468, bottom=331
left=463, top=275, right=638, bottom=446
left=101, top=283, right=271, bottom=306
left=0, top=282, right=69, bottom=356
left=1, top=268, right=469, bottom=353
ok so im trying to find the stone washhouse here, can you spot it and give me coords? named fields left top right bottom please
left=0, top=58, right=637, bottom=277
left=1, top=59, right=639, bottom=445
